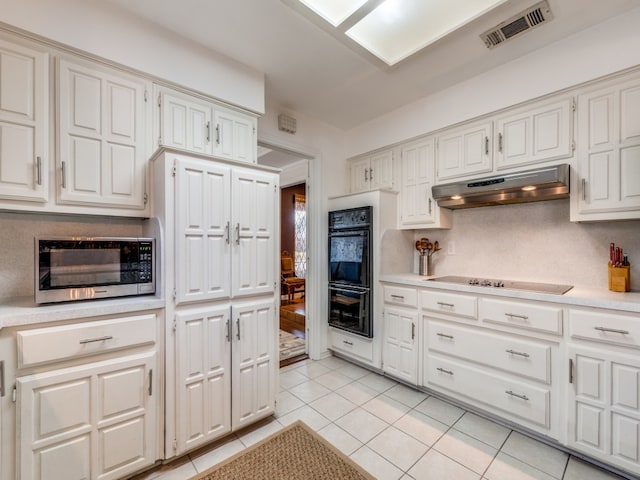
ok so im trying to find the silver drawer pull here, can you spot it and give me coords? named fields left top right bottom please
left=390, top=294, right=405, bottom=301
left=437, top=302, right=454, bottom=308
left=506, top=349, right=530, bottom=358
left=437, top=333, right=454, bottom=339
left=505, top=313, right=528, bottom=321
left=505, top=390, right=529, bottom=401
left=343, top=340, right=354, bottom=346
left=79, top=335, right=113, bottom=345
left=436, top=367, right=454, bottom=375
left=594, top=326, right=629, bottom=335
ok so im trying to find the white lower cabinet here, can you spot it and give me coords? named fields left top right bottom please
left=382, top=307, right=419, bottom=385
left=174, top=299, right=276, bottom=456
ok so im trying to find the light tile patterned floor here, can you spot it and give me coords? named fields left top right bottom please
left=135, top=357, right=629, bottom=480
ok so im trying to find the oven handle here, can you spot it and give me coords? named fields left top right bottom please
left=328, top=230, right=369, bottom=238
left=329, top=285, right=370, bottom=295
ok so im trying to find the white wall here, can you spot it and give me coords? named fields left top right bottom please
left=345, top=6, right=640, bottom=157
left=0, top=0, right=264, bottom=113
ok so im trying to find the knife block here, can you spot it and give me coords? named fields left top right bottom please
left=608, top=262, right=630, bottom=292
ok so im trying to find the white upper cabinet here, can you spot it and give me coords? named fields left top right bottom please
left=157, top=86, right=257, bottom=164
left=399, top=138, right=451, bottom=229
left=571, top=71, right=640, bottom=221
left=57, top=57, right=151, bottom=211
left=494, top=97, right=574, bottom=170
left=436, top=120, right=493, bottom=181
left=349, top=149, right=394, bottom=193
left=0, top=38, right=48, bottom=202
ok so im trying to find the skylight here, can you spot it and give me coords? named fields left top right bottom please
left=286, top=0, right=508, bottom=66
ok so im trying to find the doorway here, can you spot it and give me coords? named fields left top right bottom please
left=257, top=143, right=311, bottom=367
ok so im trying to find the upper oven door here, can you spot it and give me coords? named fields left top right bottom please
left=328, top=230, right=370, bottom=287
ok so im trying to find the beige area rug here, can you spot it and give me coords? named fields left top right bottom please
left=189, top=420, right=375, bottom=480
left=279, top=329, right=306, bottom=361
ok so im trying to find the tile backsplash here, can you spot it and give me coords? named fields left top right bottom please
left=406, top=199, right=640, bottom=290
left=0, top=212, right=144, bottom=299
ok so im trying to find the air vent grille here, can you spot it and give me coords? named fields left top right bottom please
left=481, top=1, right=552, bottom=49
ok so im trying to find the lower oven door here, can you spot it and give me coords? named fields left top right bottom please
left=328, top=284, right=371, bottom=338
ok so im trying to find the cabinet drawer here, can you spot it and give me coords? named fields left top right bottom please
left=569, top=309, right=640, bottom=349
left=427, top=353, right=550, bottom=428
left=428, top=321, right=552, bottom=383
left=479, top=298, right=563, bottom=335
left=329, top=328, right=373, bottom=362
left=384, top=285, right=418, bottom=308
left=421, top=290, right=477, bottom=319
left=17, top=314, right=157, bottom=368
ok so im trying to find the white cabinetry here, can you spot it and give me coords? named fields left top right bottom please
left=152, top=150, right=278, bottom=458
left=349, top=150, right=394, bottom=193
left=382, top=285, right=419, bottom=385
left=436, top=120, right=492, bottom=181
left=157, top=87, right=257, bottom=164
left=571, top=71, right=640, bottom=221
left=13, top=313, right=160, bottom=480
left=494, top=97, right=573, bottom=170
left=57, top=57, right=151, bottom=211
left=567, top=308, right=640, bottom=475
left=0, top=37, right=48, bottom=203
left=399, top=138, right=451, bottom=229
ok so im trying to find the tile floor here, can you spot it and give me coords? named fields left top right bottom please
left=135, top=356, right=629, bottom=480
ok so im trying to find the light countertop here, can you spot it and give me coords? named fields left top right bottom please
left=380, top=273, right=640, bottom=314
left=0, top=295, right=166, bottom=330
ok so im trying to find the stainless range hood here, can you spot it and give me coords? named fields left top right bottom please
left=432, top=164, right=569, bottom=209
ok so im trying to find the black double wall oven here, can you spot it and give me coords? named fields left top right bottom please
left=328, top=206, right=373, bottom=338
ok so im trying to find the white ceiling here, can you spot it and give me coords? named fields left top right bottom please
left=103, top=0, right=638, bottom=131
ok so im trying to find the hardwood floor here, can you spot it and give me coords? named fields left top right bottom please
left=279, top=296, right=305, bottom=339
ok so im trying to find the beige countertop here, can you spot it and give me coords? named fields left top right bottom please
left=380, top=273, right=640, bottom=314
left=0, top=295, right=166, bottom=330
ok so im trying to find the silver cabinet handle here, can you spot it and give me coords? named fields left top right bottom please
left=148, top=369, right=153, bottom=396
left=485, top=136, right=489, bottom=155
left=364, top=168, right=369, bottom=182
left=216, top=124, right=220, bottom=144
left=343, top=340, right=353, bottom=346
left=61, top=161, right=67, bottom=188
left=226, top=319, right=231, bottom=342
left=235, top=223, right=240, bottom=245
left=437, top=301, right=454, bottom=308
left=236, top=318, right=241, bottom=340
left=206, top=121, right=211, bottom=142
left=428, top=197, right=432, bottom=214
left=506, top=349, right=530, bottom=358
left=411, top=323, right=415, bottom=340
left=369, top=167, right=373, bottom=181
left=225, top=221, right=230, bottom=244
left=505, top=390, right=529, bottom=401
left=79, top=335, right=113, bottom=344
left=436, top=367, right=453, bottom=375
left=437, top=333, right=454, bottom=339
left=594, top=326, right=629, bottom=335
left=0, top=360, right=4, bottom=397
left=390, top=294, right=405, bottom=301
left=36, top=156, right=42, bottom=186
left=582, top=178, right=586, bottom=201
left=505, top=313, right=528, bottom=321
left=498, top=133, right=503, bottom=152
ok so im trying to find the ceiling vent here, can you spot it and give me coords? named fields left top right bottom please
left=481, top=1, right=553, bottom=49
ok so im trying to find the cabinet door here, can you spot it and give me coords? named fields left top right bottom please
left=16, top=352, right=157, bottom=480
left=160, top=91, right=213, bottom=155
left=57, top=58, right=150, bottom=210
left=568, top=345, right=640, bottom=475
left=382, top=307, right=419, bottom=385
left=369, top=150, right=394, bottom=190
left=231, top=168, right=276, bottom=297
left=0, top=39, right=48, bottom=202
left=175, top=158, right=231, bottom=304
left=495, top=98, right=573, bottom=170
left=400, top=139, right=439, bottom=227
left=349, top=157, right=370, bottom=193
left=232, top=299, right=276, bottom=430
left=175, top=305, right=231, bottom=455
left=436, top=121, right=492, bottom=181
left=574, top=75, right=640, bottom=219
left=213, top=108, right=256, bottom=163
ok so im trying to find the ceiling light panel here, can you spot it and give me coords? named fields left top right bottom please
left=298, top=0, right=368, bottom=27
left=346, top=0, right=508, bottom=65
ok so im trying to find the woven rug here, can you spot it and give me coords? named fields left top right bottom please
left=279, top=329, right=306, bottom=361
left=190, top=421, right=375, bottom=480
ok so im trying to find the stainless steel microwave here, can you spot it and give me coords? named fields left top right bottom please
left=35, top=237, right=155, bottom=304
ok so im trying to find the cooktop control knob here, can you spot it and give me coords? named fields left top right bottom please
left=480, top=279, right=492, bottom=287
left=493, top=281, right=504, bottom=288
left=469, top=278, right=479, bottom=285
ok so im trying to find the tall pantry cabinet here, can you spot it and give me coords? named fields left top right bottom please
left=151, top=149, right=279, bottom=458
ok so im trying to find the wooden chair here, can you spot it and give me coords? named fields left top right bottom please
left=281, top=250, right=305, bottom=304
